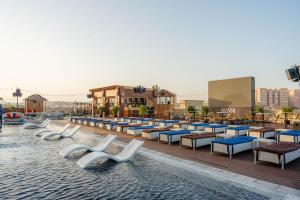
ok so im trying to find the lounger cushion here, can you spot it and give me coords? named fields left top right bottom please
left=206, top=124, right=227, bottom=128
left=160, top=130, right=191, bottom=135
left=142, top=128, right=170, bottom=133
left=279, top=130, right=300, bottom=136
left=212, top=136, right=256, bottom=145
left=181, top=133, right=216, bottom=139
left=227, top=126, right=250, bottom=130
left=191, top=123, right=208, bottom=126
left=256, top=142, right=300, bottom=155
left=249, top=128, right=274, bottom=133
left=127, top=126, right=155, bottom=130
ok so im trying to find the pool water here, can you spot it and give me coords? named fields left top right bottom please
left=0, top=125, right=270, bottom=200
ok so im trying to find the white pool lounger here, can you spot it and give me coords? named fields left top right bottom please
left=41, top=125, right=81, bottom=140
left=22, top=119, right=49, bottom=128
left=34, top=124, right=71, bottom=136
left=59, top=134, right=117, bottom=157
left=23, top=120, right=52, bottom=129
left=77, top=139, right=144, bottom=168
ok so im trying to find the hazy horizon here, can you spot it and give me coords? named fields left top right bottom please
left=1, top=0, right=299, bottom=102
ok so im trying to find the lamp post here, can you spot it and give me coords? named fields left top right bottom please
left=12, top=88, right=22, bottom=111
left=87, top=94, right=93, bottom=117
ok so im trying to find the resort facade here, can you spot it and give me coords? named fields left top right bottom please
left=89, top=85, right=176, bottom=119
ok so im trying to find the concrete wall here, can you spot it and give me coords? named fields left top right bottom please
left=208, top=76, right=255, bottom=116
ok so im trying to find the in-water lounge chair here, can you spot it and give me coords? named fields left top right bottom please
left=34, top=124, right=71, bottom=136
left=254, top=142, right=300, bottom=169
left=187, top=123, right=208, bottom=131
left=159, top=130, right=191, bottom=144
left=181, top=133, right=216, bottom=151
left=77, top=139, right=144, bottom=168
left=141, top=128, right=170, bottom=140
left=247, top=128, right=275, bottom=139
left=225, top=125, right=250, bottom=136
left=59, top=134, right=117, bottom=157
left=211, top=136, right=256, bottom=158
left=127, top=125, right=156, bottom=136
left=116, top=124, right=142, bottom=133
left=24, top=120, right=52, bottom=129
left=204, top=124, right=227, bottom=133
left=23, top=119, right=49, bottom=127
left=277, top=130, right=300, bottom=143
left=41, top=125, right=81, bottom=140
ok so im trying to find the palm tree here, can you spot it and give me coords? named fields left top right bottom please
left=281, top=106, right=294, bottom=128
left=138, top=105, right=148, bottom=117
left=12, top=88, right=22, bottom=110
left=188, top=106, right=197, bottom=122
left=201, top=106, right=209, bottom=117
left=96, top=106, right=105, bottom=117
left=110, top=105, right=119, bottom=117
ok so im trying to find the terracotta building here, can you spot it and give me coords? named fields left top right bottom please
left=24, top=94, right=47, bottom=113
left=89, top=85, right=176, bottom=119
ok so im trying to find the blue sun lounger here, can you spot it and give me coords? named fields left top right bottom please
left=211, top=136, right=256, bottom=158
left=159, top=130, right=191, bottom=144
left=106, top=122, right=129, bottom=130
left=204, top=124, right=227, bottom=133
left=187, top=123, right=208, bottom=131
left=127, top=125, right=156, bottom=136
left=277, top=130, right=300, bottom=143
left=226, top=126, right=250, bottom=136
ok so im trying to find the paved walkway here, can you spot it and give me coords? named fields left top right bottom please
left=55, top=121, right=300, bottom=190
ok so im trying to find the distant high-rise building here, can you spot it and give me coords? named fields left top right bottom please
left=256, top=88, right=268, bottom=106
left=289, top=89, right=300, bottom=108
left=256, top=88, right=288, bottom=108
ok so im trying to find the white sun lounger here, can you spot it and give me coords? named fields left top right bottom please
left=24, top=120, right=52, bottom=129
left=59, top=134, right=117, bottom=157
left=77, top=139, right=144, bottom=168
left=34, top=124, right=71, bottom=136
left=41, top=125, right=81, bottom=140
left=22, top=119, right=49, bottom=127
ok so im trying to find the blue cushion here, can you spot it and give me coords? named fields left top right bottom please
left=127, top=126, right=155, bottom=130
left=160, top=130, right=191, bottom=135
left=206, top=124, right=227, bottom=128
left=227, top=126, right=250, bottom=131
left=212, top=136, right=256, bottom=145
left=280, top=130, right=300, bottom=136
left=191, top=123, right=208, bottom=126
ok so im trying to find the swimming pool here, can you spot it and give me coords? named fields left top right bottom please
left=0, top=125, right=271, bottom=199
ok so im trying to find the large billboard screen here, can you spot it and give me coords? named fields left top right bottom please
left=208, top=77, right=255, bottom=115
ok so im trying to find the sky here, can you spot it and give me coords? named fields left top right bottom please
left=0, top=0, right=299, bottom=102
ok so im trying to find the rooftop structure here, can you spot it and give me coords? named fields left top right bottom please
left=24, top=94, right=47, bottom=113
left=89, top=85, right=176, bottom=119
